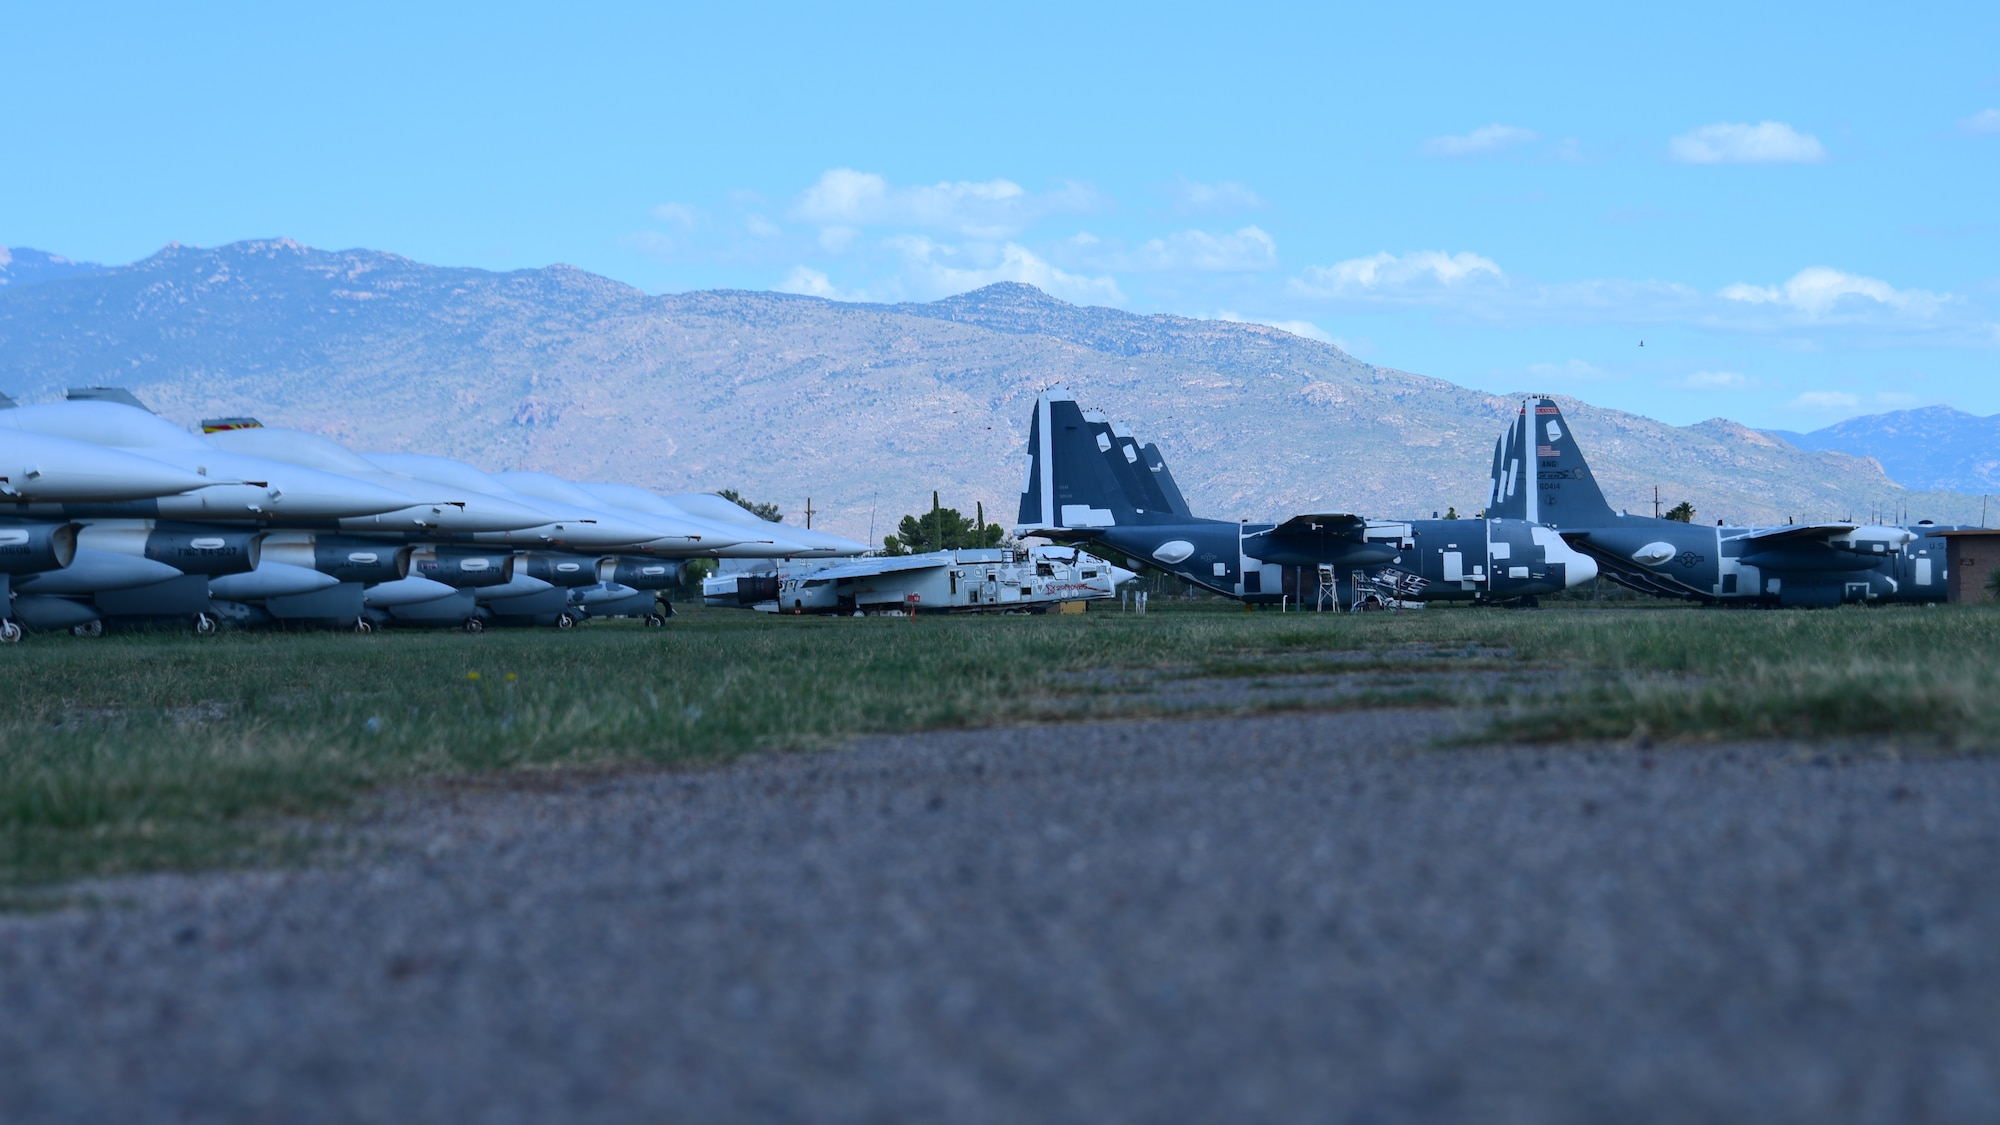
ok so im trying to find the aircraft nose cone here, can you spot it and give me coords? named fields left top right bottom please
left=262, top=472, right=422, bottom=519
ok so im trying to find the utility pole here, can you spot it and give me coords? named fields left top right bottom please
left=932, top=491, right=942, bottom=552
left=804, top=496, right=816, bottom=530
left=1653, top=485, right=1660, bottom=519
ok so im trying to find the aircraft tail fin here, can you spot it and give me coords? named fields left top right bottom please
left=1491, top=398, right=1617, bottom=528
left=65, top=386, right=154, bottom=412
left=1140, top=442, right=1194, bottom=517
left=1017, top=387, right=1181, bottom=532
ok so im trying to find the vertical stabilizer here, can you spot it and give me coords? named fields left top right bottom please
left=66, top=386, right=154, bottom=412
left=1015, top=388, right=1171, bottom=532
left=1520, top=398, right=1617, bottom=529
left=1488, top=406, right=1528, bottom=521
left=1141, top=442, right=1194, bottom=517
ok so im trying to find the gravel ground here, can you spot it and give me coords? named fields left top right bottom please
left=3, top=710, right=1998, bottom=1124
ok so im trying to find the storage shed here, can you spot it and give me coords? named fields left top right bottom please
left=1936, top=529, right=2000, bottom=603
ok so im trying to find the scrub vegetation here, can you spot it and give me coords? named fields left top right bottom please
left=2, top=601, right=1997, bottom=884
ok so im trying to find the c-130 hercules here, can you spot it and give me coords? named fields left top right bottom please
left=1013, top=386, right=1598, bottom=605
left=1487, top=397, right=1957, bottom=607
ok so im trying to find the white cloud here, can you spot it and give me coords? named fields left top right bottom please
left=1668, top=370, right=1752, bottom=390
left=1129, top=226, right=1277, bottom=272
left=817, top=226, right=859, bottom=254
left=1668, top=121, right=1826, bottom=164
left=1789, top=390, right=1860, bottom=411
left=793, top=168, right=1099, bottom=240
left=1214, top=311, right=1334, bottom=343
left=745, top=214, right=781, bottom=238
left=651, top=202, right=699, bottom=228
left=1959, top=109, right=2000, bottom=136
left=1261, top=319, right=1334, bottom=343
left=777, top=266, right=841, bottom=298
left=1165, top=178, right=1266, bottom=213
left=886, top=235, right=1123, bottom=305
left=1294, top=250, right=1503, bottom=297
left=1421, top=124, right=1540, bottom=157
left=1526, top=358, right=1613, bottom=383
left=1720, top=267, right=1951, bottom=319
left=621, top=230, right=680, bottom=261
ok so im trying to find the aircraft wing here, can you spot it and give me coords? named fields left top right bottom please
left=1733, top=521, right=1916, bottom=552
left=1267, top=513, right=1369, bottom=539
left=797, top=555, right=951, bottom=584
left=1732, top=523, right=1859, bottom=546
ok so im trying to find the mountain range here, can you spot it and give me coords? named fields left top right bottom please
left=1771, top=408, right=2000, bottom=495
left=0, top=238, right=1989, bottom=542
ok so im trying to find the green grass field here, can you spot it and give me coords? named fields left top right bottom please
left=3, top=600, right=1997, bottom=884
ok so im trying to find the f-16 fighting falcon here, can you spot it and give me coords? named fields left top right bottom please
left=0, top=387, right=864, bottom=639
left=1013, top=386, right=1597, bottom=606
left=1488, top=398, right=1957, bottom=607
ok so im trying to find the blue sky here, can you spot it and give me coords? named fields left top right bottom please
left=3, top=2, right=1995, bottom=429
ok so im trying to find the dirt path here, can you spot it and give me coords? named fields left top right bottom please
left=3, top=711, right=1996, bottom=1123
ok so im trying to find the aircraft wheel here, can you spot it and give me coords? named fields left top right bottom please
left=72, top=620, right=105, bottom=639
left=554, top=612, right=576, bottom=630
left=462, top=616, right=487, bottom=634
left=193, top=613, right=219, bottom=636
left=354, top=617, right=375, bottom=635
left=643, top=613, right=666, bottom=627
left=0, top=619, right=21, bottom=644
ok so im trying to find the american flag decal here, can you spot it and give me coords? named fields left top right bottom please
left=1537, top=444, right=1558, bottom=457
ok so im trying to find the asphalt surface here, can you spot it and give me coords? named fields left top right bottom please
left=3, top=710, right=1997, bottom=1124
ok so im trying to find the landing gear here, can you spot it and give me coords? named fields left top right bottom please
left=554, top=612, right=576, bottom=630
left=193, top=612, right=219, bottom=636
left=354, top=617, right=375, bottom=635
left=0, top=619, right=20, bottom=644
left=643, top=613, right=667, bottom=627
left=72, top=620, right=104, bottom=638
left=462, top=616, right=486, bottom=634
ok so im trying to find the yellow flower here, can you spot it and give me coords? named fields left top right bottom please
left=467, top=672, right=481, bottom=680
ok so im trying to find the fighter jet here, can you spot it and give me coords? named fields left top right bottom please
left=1488, top=398, right=1957, bottom=607
left=0, top=400, right=420, bottom=521
left=1013, top=387, right=1597, bottom=606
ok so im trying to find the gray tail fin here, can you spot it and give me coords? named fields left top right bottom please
left=1140, top=442, right=1193, bottom=517
left=1491, top=398, right=1617, bottom=528
left=1017, top=387, right=1179, bottom=532
left=66, top=386, right=154, bottom=412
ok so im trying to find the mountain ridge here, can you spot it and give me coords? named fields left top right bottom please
left=1771, top=405, right=2000, bottom=494
left=0, top=239, right=1986, bottom=541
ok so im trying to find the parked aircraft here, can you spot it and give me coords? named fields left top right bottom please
left=703, top=545, right=1130, bottom=614
left=1013, top=387, right=1597, bottom=606
left=1488, top=398, right=1957, bottom=607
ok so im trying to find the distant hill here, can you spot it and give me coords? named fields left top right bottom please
left=0, top=238, right=1986, bottom=541
left=1771, top=406, right=2000, bottom=495
left=0, top=247, right=107, bottom=290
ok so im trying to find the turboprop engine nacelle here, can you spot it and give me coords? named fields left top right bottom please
left=0, top=520, right=79, bottom=574
left=1826, top=526, right=1919, bottom=555
left=410, top=546, right=516, bottom=589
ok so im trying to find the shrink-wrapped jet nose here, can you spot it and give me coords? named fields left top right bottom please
left=536, top=513, right=676, bottom=550
left=0, top=433, right=217, bottom=501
